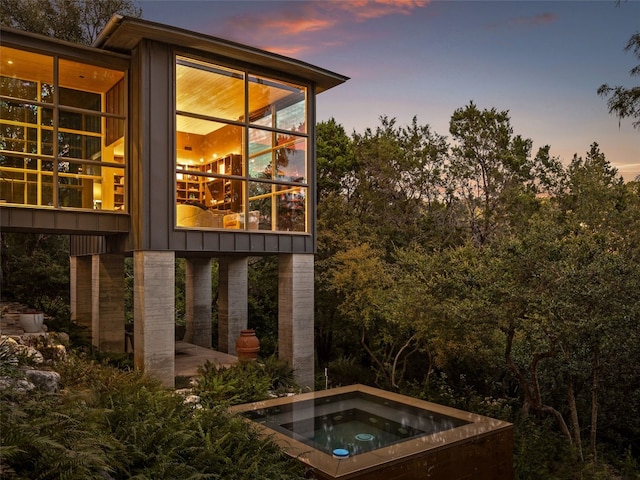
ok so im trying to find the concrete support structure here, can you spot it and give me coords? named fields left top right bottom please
left=218, top=256, right=248, bottom=355
left=184, top=257, right=212, bottom=347
left=133, top=251, right=175, bottom=387
left=91, top=253, right=125, bottom=352
left=278, top=254, right=314, bottom=390
left=70, top=255, right=92, bottom=332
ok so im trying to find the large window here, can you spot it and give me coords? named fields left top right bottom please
left=0, top=46, right=126, bottom=210
left=175, top=56, right=308, bottom=232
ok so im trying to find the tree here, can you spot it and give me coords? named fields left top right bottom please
left=316, top=118, right=355, bottom=201
left=346, top=116, right=450, bottom=249
left=598, top=32, right=640, bottom=129
left=0, top=233, right=70, bottom=315
left=447, top=102, right=536, bottom=245
left=0, top=0, right=141, bottom=45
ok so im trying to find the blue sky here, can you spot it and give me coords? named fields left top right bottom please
left=138, top=0, right=640, bottom=181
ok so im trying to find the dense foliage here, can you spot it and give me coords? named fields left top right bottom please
left=2, top=103, right=638, bottom=479
left=0, top=346, right=307, bottom=479
left=0, top=0, right=141, bottom=45
left=311, top=107, right=640, bottom=479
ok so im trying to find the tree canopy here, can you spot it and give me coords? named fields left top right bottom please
left=314, top=106, right=640, bottom=478
left=0, top=0, right=141, bottom=45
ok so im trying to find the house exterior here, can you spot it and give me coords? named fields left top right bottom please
left=0, top=16, right=347, bottom=388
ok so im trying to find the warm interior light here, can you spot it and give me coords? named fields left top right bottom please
left=93, top=182, right=102, bottom=200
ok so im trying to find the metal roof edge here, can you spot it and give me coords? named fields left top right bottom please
left=93, top=15, right=349, bottom=92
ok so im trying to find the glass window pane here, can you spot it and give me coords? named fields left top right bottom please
left=249, top=151, right=273, bottom=179
left=275, top=134, right=306, bottom=183
left=176, top=116, right=243, bottom=167
left=0, top=154, right=28, bottom=171
left=277, top=97, right=306, bottom=133
left=41, top=128, right=54, bottom=155
left=58, top=133, right=101, bottom=161
left=40, top=107, right=54, bottom=127
left=176, top=57, right=244, bottom=122
left=59, top=86, right=101, bottom=111
left=248, top=130, right=306, bottom=183
left=59, top=110, right=102, bottom=133
left=277, top=185, right=306, bottom=232
left=248, top=127, right=272, bottom=157
left=0, top=100, right=37, bottom=123
left=58, top=174, right=84, bottom=207
left=249, top=75, right=306, bottom=133
left=248, top=181, right=274, bottom=231
left=0, top=47, right=54, bottom=102
left=0, top=123, right=38, bottom=153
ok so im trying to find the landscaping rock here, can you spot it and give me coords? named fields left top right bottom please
left=24, top=369, right=60, bottom=393
left=0, top=377, right=36, bottom=394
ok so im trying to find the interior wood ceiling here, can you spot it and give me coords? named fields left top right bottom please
left=176, top=63, right=293, bottom=136
left=1, top=46, right=123, bottom=94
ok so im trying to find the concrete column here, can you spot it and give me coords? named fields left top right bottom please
left=217, top=256, right=248, bottom=354
left=279, top=254, right=315, bottom=390
left=133, top=251, right=175, bottom=388
left=185, top=257, right=212, bottom=348
left=91, top=253, right=125, bottom=352
left=70, top=255, right=92, bottom=332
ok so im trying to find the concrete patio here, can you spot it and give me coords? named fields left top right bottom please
left=174, top=340, right=237, bottom=377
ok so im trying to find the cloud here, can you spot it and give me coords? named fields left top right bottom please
left=509, top=12, right=558, bottom=27
left=489, top=12, right=558, bottom=30
left=331, top=0, right=430, bottom=22
left=217, top=0, right=429, bottom=57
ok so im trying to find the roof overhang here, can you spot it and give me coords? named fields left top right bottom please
left=93, top=15, right=348, bottom=93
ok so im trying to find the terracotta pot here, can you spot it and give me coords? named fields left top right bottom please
left=235, top=329, right=260, bottom=360
left=19, top=312, right=44, bottom=333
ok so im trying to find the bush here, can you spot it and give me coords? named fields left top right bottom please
left=194, top=356, right=299, bottom=407
left=1, top=352, right=308, bottom=479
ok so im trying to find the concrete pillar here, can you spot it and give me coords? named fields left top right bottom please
left=91, top=253, right=125, bottom=352
left=133, top=251, right=175, bottom=388
left=279, top=254, right=315, bottom=390
left=218, top=256, right=248, bottom=354
left=185, top=257, right=212, bottom=348
left=70, top=255, right=92, bottom=332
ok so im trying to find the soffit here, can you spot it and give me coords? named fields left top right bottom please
left=94, top=16, right=348, bottom=93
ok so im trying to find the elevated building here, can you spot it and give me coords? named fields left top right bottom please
left=1, top=16, right=347, bottom=387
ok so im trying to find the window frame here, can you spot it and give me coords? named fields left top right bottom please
left=174, top=53, right=310, bottom=233
left=0, top=44, right=128, bottom=211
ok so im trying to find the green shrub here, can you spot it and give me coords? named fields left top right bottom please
left=1, top=352, right=307, bottom=479
left=194, top=360, right=273, bottom=407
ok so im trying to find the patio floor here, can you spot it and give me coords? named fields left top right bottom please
left=175, top=340, right=238, bottom=377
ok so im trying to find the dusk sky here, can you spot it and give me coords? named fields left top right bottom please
left=138, top=0, right=640, bottom=181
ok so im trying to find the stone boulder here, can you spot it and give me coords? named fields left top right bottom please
left=0, top=377, right=36, bottom=394
left=24, top=369, right=61, bottom=393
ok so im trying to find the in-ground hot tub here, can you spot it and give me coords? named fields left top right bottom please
left=231, top=384, right=513, bottom=480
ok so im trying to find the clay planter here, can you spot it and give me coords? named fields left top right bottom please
left=19, top=311, right=44, bottom=333
left=235, top=329, right=260, bottom=361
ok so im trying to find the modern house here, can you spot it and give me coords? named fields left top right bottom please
left=0, top=16, right=348, bottom=388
